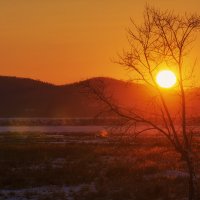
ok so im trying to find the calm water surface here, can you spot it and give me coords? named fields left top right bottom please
left=0, top=126, right=106, bottom=133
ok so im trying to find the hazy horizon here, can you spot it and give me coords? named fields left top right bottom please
left=0, top=74, right=126, bottom=86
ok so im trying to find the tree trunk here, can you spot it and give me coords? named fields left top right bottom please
left=188, top=169, right=194, bottom=200
left=185, top=155, right=195, bottom=200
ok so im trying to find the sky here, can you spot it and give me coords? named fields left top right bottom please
left=0, top=0, right=200, bottom=84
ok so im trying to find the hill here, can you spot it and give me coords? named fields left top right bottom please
left=0, top=75, right=199, bottom=118
left=0, top=76, right=145, bottom=117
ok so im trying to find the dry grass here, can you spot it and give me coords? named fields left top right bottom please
left=0, top=132, right=199, bottom=200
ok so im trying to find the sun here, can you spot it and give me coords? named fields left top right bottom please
left=156, top=70, right=177, bottom=88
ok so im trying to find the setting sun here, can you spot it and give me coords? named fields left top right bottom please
left=156, top=70, right=177, bottom=88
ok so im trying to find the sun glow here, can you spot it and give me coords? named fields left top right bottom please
left=156, top=70, right=177, bottom=88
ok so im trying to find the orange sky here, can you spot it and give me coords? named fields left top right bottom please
left=1, top=0, right=200, bottom=84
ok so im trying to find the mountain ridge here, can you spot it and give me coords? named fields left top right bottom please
left=0, top=75, right=199, bottom=118
left=0, top=75, right=143, bottom=117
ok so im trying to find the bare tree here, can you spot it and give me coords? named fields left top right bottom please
left=86, top=6, right=200, bottom=200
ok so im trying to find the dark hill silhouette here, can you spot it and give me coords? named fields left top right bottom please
left=0, top=76, right=97, bottom=117
left=0, top=75, right=199, bottom=117
left=0, top=76, right=150, bottom=117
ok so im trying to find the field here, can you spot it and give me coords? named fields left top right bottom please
left=0, top=131, right=199, bottom=200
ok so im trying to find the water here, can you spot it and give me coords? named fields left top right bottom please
left=0, top=118, right=199, bottom=134
left=0, top=125, right=106, bottom=133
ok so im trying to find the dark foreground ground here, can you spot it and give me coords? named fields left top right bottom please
left=0, top=132, right=199, bottom=200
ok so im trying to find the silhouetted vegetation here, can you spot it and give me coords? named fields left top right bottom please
left=0, top=133, right=199, bottom=200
